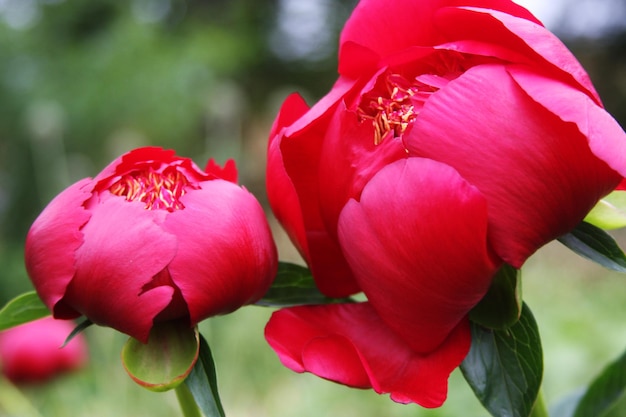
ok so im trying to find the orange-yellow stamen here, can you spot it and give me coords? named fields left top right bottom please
left=109, top=167, right=191, bottom=211
left=358, top=73, right=437, bottom=145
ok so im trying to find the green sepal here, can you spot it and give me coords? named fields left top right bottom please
left=0, top=291, right=50, bottom=331
left=584, top=191, right=626, bottom=230
left=121, top=321, right=199, bottom=392
left=184, top=333, right=226, bottom=417
left=256, top=262, right=353, bottom=307
left=558, top=221, right=626, bottom=273
left=469, top=264, right=522, bottom=330
left=461, top=303, right=543, bottom=417
left=61, top=318, right=93, bottom=348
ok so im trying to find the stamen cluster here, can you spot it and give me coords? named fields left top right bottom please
left=109, top=167, right=191, bottom=211
left=358, top=73, right=430, bottom=145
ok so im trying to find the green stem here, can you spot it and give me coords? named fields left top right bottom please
left=0, top=374, right=44, bottom=417
left=175, top=383, right=202, bottom=417
left=530, top=389, right=550, bottom=417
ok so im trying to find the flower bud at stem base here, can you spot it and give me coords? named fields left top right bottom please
left=121, top=321, right=199, bottom=392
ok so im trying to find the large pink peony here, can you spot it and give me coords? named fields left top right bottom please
left=26, top=147, right=277, bottom=343
left=265, top=0, right=626, bottom=407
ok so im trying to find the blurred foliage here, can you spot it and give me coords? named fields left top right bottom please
left=0, top=0, right=624, bottom=253
left=0, top=0, right=357, bottom=253
left=571, top=33, right=626, bottom=127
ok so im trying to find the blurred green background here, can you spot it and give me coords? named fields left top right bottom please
left=0, top=0, right=625, bottom=416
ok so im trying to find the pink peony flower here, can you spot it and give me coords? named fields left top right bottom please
left=265, top=0, right=626, bottom=407
left=25, top=147, right=277, bottom=342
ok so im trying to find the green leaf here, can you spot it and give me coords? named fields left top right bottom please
left=61, top=319, right=93, bottom=348
left=470, top=264, right=522, bottom=330
left=572, top=349, right=626, bottom=417
left=0, top=291, right=50, bottom=331
left=185, top=333, right=226, bottom=417
left=256, top=262, right=353, bottom=307
left=121, top=321, right=199, bottom=392
left=461, top=303, right=543, bottom=417
left=584, top=191, right=626, bottom=230
left=558, top=222, right=626, bottom=273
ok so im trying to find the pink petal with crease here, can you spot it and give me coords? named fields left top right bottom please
left=318, top=102, right=408, bottom=239
left=278, top=102, right=361, bottom=297
left=265, top=303, right=471, bottom=408
left=25, top=178, right=93, bottom=318
left=338, top=0, right=541, bottom=77
left=407, top=64, right=620, bottom=267
left=338, top=158, right=498, bottom=353
left=508, top=65, right=626, bottom=179
left=163, top=181, right=277, bottom=326
left=66, top=196, right=178, bottom=342
left=435, top=7, right=600, bottom=102
left=267, top=93, right=312, bottom=262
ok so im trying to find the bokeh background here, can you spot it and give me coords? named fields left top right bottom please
left=0, top=0, right=625, bottom=416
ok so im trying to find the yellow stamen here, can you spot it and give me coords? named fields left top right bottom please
left=109, top=167, right=191, bottom=211
left=357, top=72, right=439, bottom=145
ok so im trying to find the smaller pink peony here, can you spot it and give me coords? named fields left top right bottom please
left=25, top=147, right=277, bottom=342
left=0, top=317, right=88, bottom=383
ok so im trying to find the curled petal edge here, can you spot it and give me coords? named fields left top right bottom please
left=265, top=303, right=471, bottom=408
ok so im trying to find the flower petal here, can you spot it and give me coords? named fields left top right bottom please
left=267, top=83, right=369, bottom=299
left=508, top=65, right=626, bottom=179
left=24, top=178, right=93, bottom=318
left=163, top=180, right=277, bottom=326
left=93, top=147, right=210, bottom=191
left=339, top=0, right=541, bottom=76
left=265, top=303, right=471, bottom=408
left=278, top=100, right=361, bottom=298
left=93, top=147, right=177, bottom=184
left=270, top=93, right=311, bottom=139
left=338, top=158, right=498, bottom=353
left=318, top=102, right=407, bottom=239
left=283, top=77, right=357, bottom=138
left=205, top=159, right=238, bottom=183
left=434, top=7, right=600, bottom=103
left=66, top=196, right=178, bottom=342
left=339, top=0, right=442, bottom=75
left=267, top=94, right=312, bottom=262
left=407, top=64, right=620, bottom=267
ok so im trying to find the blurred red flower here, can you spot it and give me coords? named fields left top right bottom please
left=0, top=317, right=87, bottom=383
left=26, top=147, right=277, bottom=342
left=265, top=0, right=626, bottom=407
